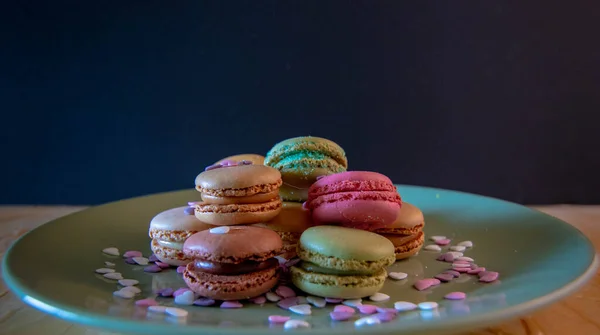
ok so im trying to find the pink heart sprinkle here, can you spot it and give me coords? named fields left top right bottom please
left=357, top=304, right=378, bottom=315
left=330, top=311, right=354, bottom=321
left=470, top=263, right=479, bottom=269
left=454, top=267, right=470, bottom=273
left=123, top=250, right=143, bottom=258
left=436, top=254, right=447, bottom=261
left=434, top=273, right=454, bottom=282
left=250, top=295, right=266, bottom=304
left=445, top=292, right=467, bottom=300
left=443, top=270, right=461, bottom=278
left=148, top=254, right=159, bottom=262
left=333, top=305, right=355, bottom=314
left=143, top=265, right=162, bottom=273
left=468, top=267, right=486, bottom=275
left=376, top=307, right=398, bottom=314
left=375, top=312, right=397, bottom=322
left=275, top=286, right=296, bottom=298
left=444, top=253, right=456, bottom=262
left=326, top=297, right=343, bottom=304
left=277, top=297, right=299, bottom=309
left=268, top=315, right=291, bottom=324
left=220, top=301, right=243, bottom=308
left=173, top=288, right=191, bottom=297
left=176, top=266, right=186, bottom=274
left=414, top=278, right=441, bottom=291
left=435, top=238, right=451, bottom=246
left=478, top=271, right=499, bottom=278
left=193, top=298, right=215, bottom=306
left=155, top=261, right=170, bottom=269
left=480, top=272, right=500, bottom=283
left=453, top=260, right=470, bottom=265
left=135, top=298, right=158, bottom=307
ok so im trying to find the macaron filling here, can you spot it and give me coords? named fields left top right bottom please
left=299, top=261, right=374, bottom=276
left=193, top=258, right=279, bottom=275
left=306, top=191, right=402, bottom=209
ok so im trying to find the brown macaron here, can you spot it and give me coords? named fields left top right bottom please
left=194, top=163, right=283, bottom=226
left=372, top=202, right=425, bottom=260
left=252, top=202, right=314, bottom=259
left=182, top=226, right=283, bottom=300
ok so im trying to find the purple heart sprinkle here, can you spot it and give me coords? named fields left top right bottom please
left=159, top=288, right=174, bottom=297
left=176, top=266, right=186, bottom=274
left=148, top=254, right=159, bottom=262
left=204, top=163, right=223, bottom=171
left=143, top=265, right=162, bottom=273
left=330, top=311, right=354, bottom=321
left=184, top=206, right=195, bottom=215
left=326, top=297, right=344, bottom=304
left=249, top=295, right=266, bottom=304
left=124, top=257, right=137, bottom=265
left=194, top=298, right=216, bottom=306
left=220, top=301, right=243, bottom=309
left=155, top=261, right=171, bottom=269
left=376, top=307, right=398, bottom=314
left=434, top=273, right=454, bottom=282
left=375, top=312, right=397, bottom=322
left=277, top=297, right=299, bottom=310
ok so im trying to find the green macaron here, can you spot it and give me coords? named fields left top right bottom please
left=264, top=136, right=347, bottom=202
left=290, top=226, right=396, bottom=299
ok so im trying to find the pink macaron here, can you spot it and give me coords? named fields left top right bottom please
left=304, top=171, right=402, bottom=230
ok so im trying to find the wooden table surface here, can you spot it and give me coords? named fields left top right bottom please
left=1, top=205, right=599, bottom=335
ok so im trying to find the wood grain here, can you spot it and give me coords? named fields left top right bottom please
left=0, top=205, right=598, bottom=335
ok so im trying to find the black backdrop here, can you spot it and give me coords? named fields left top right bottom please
left=2, top=1, right=599, bottom=205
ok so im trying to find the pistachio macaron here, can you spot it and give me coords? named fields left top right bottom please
left=264, top=136, right=348, bottom=202
left=290, top=226, right=395, bottom=299
left=194, top=162, right=283, bottom=226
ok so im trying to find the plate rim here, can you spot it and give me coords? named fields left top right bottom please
left=2, top=185, right=598, bottom=335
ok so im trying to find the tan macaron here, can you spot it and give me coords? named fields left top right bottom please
left=373, top=202, right=425, bottom=260
left=215, top=153, right=265, bottom=165
left=149, top=206, right=213, bottom=266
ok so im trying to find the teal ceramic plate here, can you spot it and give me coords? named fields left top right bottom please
left=3, top=185, right=597, bottom=335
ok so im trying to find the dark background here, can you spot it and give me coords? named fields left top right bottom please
left=1, top=1, right=599, bottom=205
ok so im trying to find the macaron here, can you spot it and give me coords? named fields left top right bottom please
left=304, top=171, right=402, bottom=230
left=182, top=226, right=283, bottom=300
left=215, top=153, right=265, bottom=165
left=148, top=206, right=212, bottom=266
left=290, top=226, right=396, bottom=299
left=252, top=202, right=314, bottom=259
left=373, top=202, right=425, bottom=259
left=264, top=136, right=348, bottom=202
left=194, top=163, right=283, bottom=226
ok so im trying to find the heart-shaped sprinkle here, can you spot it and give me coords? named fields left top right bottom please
left=413, top=278, right=441, bottom=291
left=209, top=226, right=230, bottom=234
left=118, top=279, right=139, bottom=286
left=113, top=289, right=135, bottom=299
left=330, top=311, right=354, bottom=321
left=123, top=250, right=143, bottom=258
left=277, top=297, right=299, bottom=310
left=430, top=235, right=446, bottom=241
left=456, top=256, right=474, bottom=262
left=165, top=307, right=188, bottom=318
left=121, top=286, right=141, bottom=294
left=194, top=298, right=216, bottom=306
left=326, top=297, right=343, bottom=304
left=354, top=316, right=381, bottom=327
left=357, top=304, right=378, bottom=315
left=418, top=301, right=439, bottom=310
left=306, top=296, right=326, bottom=308
left=388, top=272, right=408, bottom=280
left=205, top=163, right=224, bottom=171
left=394, top=301, right=418, bottom=311
left=275, top=285, right=296, bottom=298
left=434, top=273, right=454, bottom=282
left=135, top=298, right=158, bottom=307
left=156, top=287, right=174, bottom=296
left=155, top=261, right=170, bottom=269
left=369, top=293, right=390, bottom=302
left=249, top=296, right=266, bottom=304
left=289, top=304, right=312, bottom=315
left=457, top=240, right=473, bottom=247
left=376, top=307, right=398, bottom=314
left=148, top=254, right=159, bottom=262
left=176, top=266, right=186, bottom=273
left=95, top=268, right=115, bottom=274
left=443, top=270, right=461, bottom=278
left=333, top=305, right=355, bottom=314
left=450, top=245, right=466, bottom=252
left=220, top=301, right=243, bottom=309
left=103, top=272, right=123, bottom=280
left=104, top=261, right=115, bottom=267
left=454, top=267, right=470, bottom=273
left=283, top=320, right=311, bottom=329
left=148, top=306, right=168, bottom=313
left=132, top=257, right=149, bottom=265
left=102, top=247, right=120, bottom=256
left=342, top=299, right=362, bottom=307
left=468, top=267, right=486, bottom=275
left=268, top=315, right=290, bottom=324
left=174, top=290, right=195, bottom=305
left=479, top=271, right=500, bottom=282
left=173, top=288, right=191, bottom=297
left=266, top=292, right=281, bottom=302
left=435, top=238, right=451, bottom=246
left=445, top=291, right=467, bottom=300
left=124, top=257, right=137, bottom=265
left=375, top=311, right=397, bottom=322
left=143, top=265, right=162, bottom=273
left=447, top=251, right=464, bottom=258
left=424, top=244, right=442, bottom=252
left=452, top=263, right=471, bottom=268
left=184, top=207, right=195, bottom=215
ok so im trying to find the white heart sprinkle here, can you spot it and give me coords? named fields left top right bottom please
left=342, top=299, right=362, bottom=307
left=306, top=296, right=326, bottom=308
left=132, top=257, right=149, bottom=265
left=284, top=320, right=311, bottom=330
left=418, top=301, right=439, bottom=310
left=174, top=290, right=195, bottom=305
left=95, top=268, right=115, bottom=274
left=266, top=292, right=281, bottom=302
left=424, top=244, right=442, bottom=252
left=388, top=272, right=408, bottom=280
left=289, top=304, right=312, bottom=315
left=113, top=289, right=135, bottom=299
left=448, top=251, right=464, bottom=258
left=452, top=263, right=471, bottom=268
left=165, top=307, right=188, bottom=318
left=450, top=245, right=466, bottom=252
left=209, top=226, right=230, bottom=234
left=103, top=272, right=123, bottom=280
left=148, top=306, right=168, bottom=313
left=429, top=235, right=446, bottom=242
left=369, top=293, right=390, bottom=302
left=354, top=316, right=381, bottom=327
left=118, top=279, right=139, bottom=286
left=102, top=247, right=120, bottom=256
left=394, top=301, right=418, bottom=311
left=456, top=256, right=474, bottom=262
left=457, top=241, right=473, bottom=248
left=104, top=261, right=115, bottom=267
left=120, top=286, right=141, bottom=294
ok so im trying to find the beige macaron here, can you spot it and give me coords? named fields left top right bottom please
left=373, top=202, right=425, bottom=260
left=149, top=206, right=212, bottom=266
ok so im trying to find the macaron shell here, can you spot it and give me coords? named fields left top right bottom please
left=381, top=231, right=425, bottom=260
left=150, top=239, right=192, bottom=266
left=312, top=199, right=401, bottom=230
left=373, top=202, right=425, bottom=234
left=215, top=154, right=265, bottom=165
left=264, top=136, right=348, bottom=168
left=308, top=171, right=394, bottom=193
left=253, top=202, right=313, bottom=233
left=194, top=199, right=282, bottom=226
left=183, top=226, right=283, bottom=263
left=290, top=266, right=387, bottom=299
left=183, top=262, right=279, bottom=300
left=195, top=164, right=282, bottom=195
left=149, top=206, right=213, bottom=233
